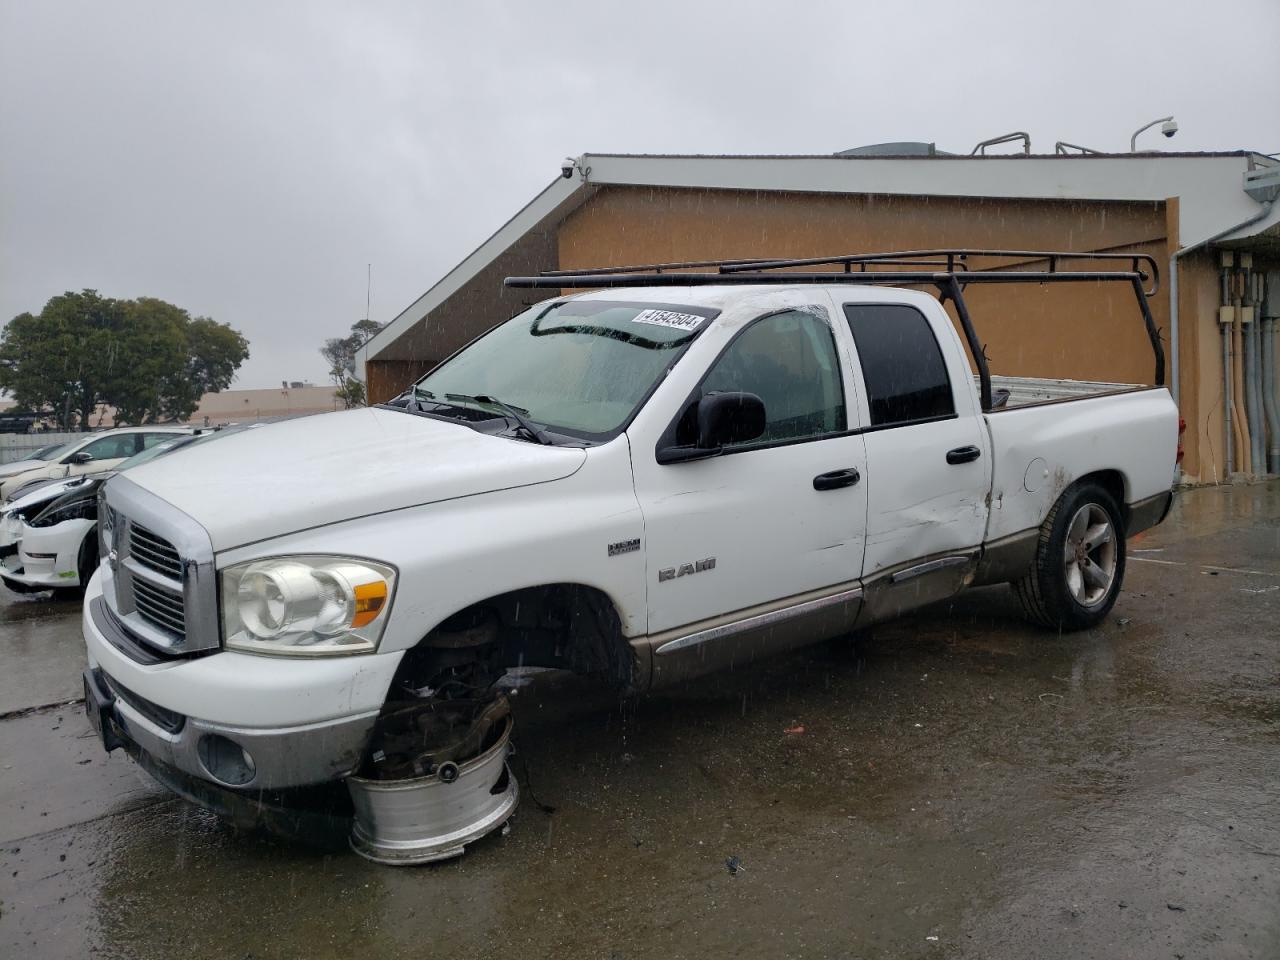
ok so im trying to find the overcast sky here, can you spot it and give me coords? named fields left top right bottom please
left=2, top=1, right=1277, bottom=388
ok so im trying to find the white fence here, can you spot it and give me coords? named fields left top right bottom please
left=0, top=432, right=84, bottom=465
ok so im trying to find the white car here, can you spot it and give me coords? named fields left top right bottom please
left=80, top=250, right=1178, bottom=844
left=1, top=434, right=208, bottom=593
left=0, top=442, right=76, bottom=481
left=0, top=475, right=92, bottom=578
left=0, top=426, right=195, bottom=501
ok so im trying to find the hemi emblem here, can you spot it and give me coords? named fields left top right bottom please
left=658, top=557, right=716, bottom=582
left=608, top=538, right=641, bottom=557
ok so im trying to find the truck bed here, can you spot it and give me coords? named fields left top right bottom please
left=983, top=375, right=1143, bottom=409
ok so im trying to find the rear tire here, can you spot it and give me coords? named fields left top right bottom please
left=1013, top=481, right=1126, bottom=631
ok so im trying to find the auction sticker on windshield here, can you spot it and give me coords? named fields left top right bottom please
left=631, top=309, right=706, bottom=331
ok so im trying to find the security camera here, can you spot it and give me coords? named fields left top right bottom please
left=561, top=157, right=576, bottom=179
left=1161, top=120, right=1178, bottom=139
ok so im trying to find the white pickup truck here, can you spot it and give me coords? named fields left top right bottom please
left=81, top=250, right=1178, bottom=817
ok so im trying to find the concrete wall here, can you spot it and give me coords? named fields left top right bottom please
left=0, top=432, right=83, bottom=465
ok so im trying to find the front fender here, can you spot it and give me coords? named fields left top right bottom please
left=213, top=440, right=647, bottom=654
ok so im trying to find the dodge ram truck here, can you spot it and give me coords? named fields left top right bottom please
left=81, top=249, right=1178, bottom=821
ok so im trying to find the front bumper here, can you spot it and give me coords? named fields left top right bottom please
left=83, top=664, right=379, bottom=790
left=8, top=519, right=92, bottom=587
left=82, top=572, right=404, bottom=790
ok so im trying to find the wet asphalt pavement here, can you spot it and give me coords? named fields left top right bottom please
left=0, top=482, right=1277, bottom=960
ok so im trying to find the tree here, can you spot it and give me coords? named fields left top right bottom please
left=334, top=377, right=367, bottom=408
left=0, top=290, right=249, bottom=428
left=321, top=318, right=383, bottom=409
left=0, top=291, right=126, bottom=430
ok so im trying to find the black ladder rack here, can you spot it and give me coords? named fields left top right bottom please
left=505, top=249, right=1164, bottom=413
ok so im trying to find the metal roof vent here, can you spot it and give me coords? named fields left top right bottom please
left=835, top=141, right=952, bottom=157
left=1243, top=166, right=1280, bottom=204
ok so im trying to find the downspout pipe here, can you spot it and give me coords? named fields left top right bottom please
left=1168, top=199, right=1274, bottom=409
left=1232, top=284, right=1250, bottom=474
left=1222, top=269, right=1234, bottom=475
left=1254, top=270, right=1267, bottom=471
left=1167, top=199, right=1273, bottom=479
left=1242, top=261, right=1263, bottom=472
left=1263, top=271, right=1280, bottom=474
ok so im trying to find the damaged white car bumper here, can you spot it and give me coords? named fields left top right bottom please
left=3, top=518, right=93, bottom=588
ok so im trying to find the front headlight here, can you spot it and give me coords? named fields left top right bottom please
left=30, top=491, right=97, bottom=528
left=221, top=555, right=396, bottom=657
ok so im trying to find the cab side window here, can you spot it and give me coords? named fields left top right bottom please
left=698, top=309, right=846, bottom=448
left=843, top=304, right=955, bottom=427
left=78, top=434, right=141, bottom=460
left=140, top=433, right=178, bottom=450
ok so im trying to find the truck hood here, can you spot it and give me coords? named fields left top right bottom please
left=122, top=407, right=587, bottom=551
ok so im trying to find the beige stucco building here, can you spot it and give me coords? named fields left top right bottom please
left=4, top=385, right=344, bottom=429
left=360, top=150, right=1280, bottom=483
left=187, top=385, right=342, bottom=425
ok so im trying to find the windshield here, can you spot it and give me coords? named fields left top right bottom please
left=116, top=436, right=193, bottom=470
left=32, top=443, right=70, bottom=461
left=411, top=299, right=715, bottom=439
left=115, top=425, right=254, bottom=470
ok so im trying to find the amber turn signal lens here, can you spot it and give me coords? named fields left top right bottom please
left=352, top=581, right=388, bottom=628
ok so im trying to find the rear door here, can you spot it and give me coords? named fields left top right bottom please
left=631, top=305, right=868, bottom=677
left=841, top=301, right=991, bottom=608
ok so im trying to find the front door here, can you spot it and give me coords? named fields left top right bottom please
left=64, top=433, right=143, bottom=477
left=631, top=306, right=868, bottom=682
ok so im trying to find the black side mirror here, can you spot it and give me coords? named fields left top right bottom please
left=697, top=391, right=766, bottom=448
left=656, top=391, right=768, bottom=464
left=66, top=451, right=93, bottom=465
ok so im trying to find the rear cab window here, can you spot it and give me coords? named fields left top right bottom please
left=843, top=304, right=955, bottom=427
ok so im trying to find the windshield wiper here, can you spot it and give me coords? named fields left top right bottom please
left=443, top=393, right=554, bottom=446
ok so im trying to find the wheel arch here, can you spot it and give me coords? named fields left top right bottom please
left=1073, top=468, right=1131, bottom=531
left=1075, top=468, right=1125, bottom=503
left=389, top=581, right=642, bottom=697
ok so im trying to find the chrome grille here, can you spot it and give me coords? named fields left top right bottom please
left=131, top=575, right=186, bottom=639
left=129, top=524, right=183, bottom=579
left=104, top=476, right=219, bottom=657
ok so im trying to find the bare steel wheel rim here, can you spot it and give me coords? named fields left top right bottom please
left=1063, top=503, right=1117, bottom=607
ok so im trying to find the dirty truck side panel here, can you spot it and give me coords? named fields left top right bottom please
left=982, top=388, right=1179, bottom=545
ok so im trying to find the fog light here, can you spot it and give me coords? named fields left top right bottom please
left=198, top=734, right=256, bottom=786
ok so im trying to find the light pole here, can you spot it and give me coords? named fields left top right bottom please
left=1130, top=116, right=1178, bottom=152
